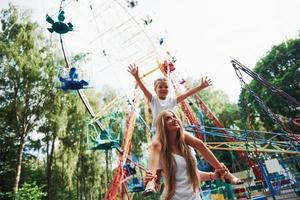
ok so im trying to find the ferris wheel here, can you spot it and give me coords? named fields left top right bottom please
left=46, top=0, right=172, bottom=199
left=47, top=0, right=168, bottom=91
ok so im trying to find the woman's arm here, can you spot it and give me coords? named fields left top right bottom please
left=198, top=171, right=216, bottom=182
left=186, top=133, right=243, bottom=185
left=184, top=133, right=223, bottom=169
left=198, top=168, right=226, bottom=182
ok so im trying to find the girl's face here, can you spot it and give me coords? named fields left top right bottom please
left=164, top=111, right=180, bottom=132
left=155, top=81, right=169, bottom=99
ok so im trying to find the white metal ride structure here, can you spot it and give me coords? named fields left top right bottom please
left=48, top=0, right=170, bottom=199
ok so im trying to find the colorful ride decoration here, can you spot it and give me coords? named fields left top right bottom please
left=127, top=177, right=145, bottom=193
left=58, top=67, right=89, bottom=91
left=91, top=129, right=120, bottom=150
left=162, top=60, right=175, bottom=74
left=159, top=37, right=164, bottom=45
left=142, top=16, right=153, bottom=25
left=87, top=121, right=120, bottom=151
left=46, top=10, right=73, bottom=34
left=166, top=51, right=177, bottom=63
left=122, top=162, right=145, bottom=193
left=127, top=0, right=138, bottom=8
left=104, top=88, right=139, bottom=200
left=122, top=155, right=150, bottom=195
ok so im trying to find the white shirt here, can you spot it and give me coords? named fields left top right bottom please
left=160, top=154, right=202, bottom=200
left=150, top=95, right=177, bottom=129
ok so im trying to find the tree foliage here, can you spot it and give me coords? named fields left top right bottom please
left=15, top=182, right=46, bottom=200
left=187, top=83, right=243, bottom=129
left=0, top=4, right=107, bottom=200
left=0, top=3, right=60, bottom=194
left=239, top=38, right=300, bottom=131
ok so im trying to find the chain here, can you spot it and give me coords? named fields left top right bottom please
left=232, top=62, right=299, bottom=147
left=231, top=59, right=300, bottom=109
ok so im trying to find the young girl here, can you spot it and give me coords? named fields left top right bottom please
left=127, top=64, right=211, bottom=130
left=127, top=64, right=241, bottom=196
left=146, top=110, right=237, bottom=200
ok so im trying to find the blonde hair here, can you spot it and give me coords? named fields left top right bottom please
left=156, top=110, right=199, bottom=200
left=154, top=77, right=168, bottom=88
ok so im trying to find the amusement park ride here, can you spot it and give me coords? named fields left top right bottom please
left=46, top=0, right=300, bottom=199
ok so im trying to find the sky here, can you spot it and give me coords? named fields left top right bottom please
left=1, top=0, right=300, bottom=103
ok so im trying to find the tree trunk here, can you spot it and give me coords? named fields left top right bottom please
left=47, top=136, right=56, bottom=200
left=83, top=177, right=86, bottom=200
left=77, top=173, right=80, bottom=200
left=13, top=134, right=26, bottom=193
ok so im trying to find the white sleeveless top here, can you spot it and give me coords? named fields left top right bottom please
left=161, top=154, right=201, bottom=200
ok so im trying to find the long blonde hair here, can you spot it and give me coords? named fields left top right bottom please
left=156, top=110, right=199, bottom=200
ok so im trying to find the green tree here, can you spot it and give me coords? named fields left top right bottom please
left=15, top=182, right=46, bottom=200
left=49, top=89, right=111, bottom=200
left=0, top=4, right=59, bottom=194
left=187, top=84, right=243, bottom=129
left=38, top=92, right=68, bottom=200
left=239, top=38, right=300, bottom=131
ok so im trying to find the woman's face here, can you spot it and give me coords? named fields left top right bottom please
left=164, top=111, right=180, bottom=132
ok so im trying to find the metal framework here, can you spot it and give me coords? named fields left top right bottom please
left=231, top=58, right=300, bottom=109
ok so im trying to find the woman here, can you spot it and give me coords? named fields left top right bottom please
left=145, top=110, right=240, bottom=200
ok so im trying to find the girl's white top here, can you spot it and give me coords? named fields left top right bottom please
left=161, top=154, right=201, bottom=200
left=150, top=95, right=177, bottom=129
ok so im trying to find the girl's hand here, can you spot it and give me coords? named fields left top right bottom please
left=144, top=171, right=157, bottom=185
left=200, top=76, right=212, bottom=88
left=127, top=64, right=139, bottom=79
left=213, top=168, right=227, bottom=180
